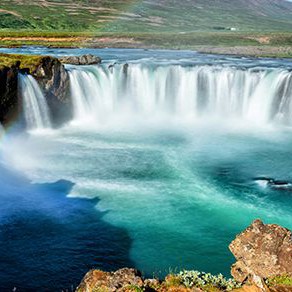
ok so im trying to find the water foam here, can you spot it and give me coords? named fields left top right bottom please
left=68, top=64, right=292, bottom=127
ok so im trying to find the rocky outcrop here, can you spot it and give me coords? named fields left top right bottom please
left=76, top=220, right=292, bottom=292
left=76, top=268, right=145, bottom=292
left=229, top=219, right=292, bottom=283
left=32, top=56, right=72, bottom=126
left=0, top=56, right=72, bottom=127
left=60, top=54, right=101, bottom=65
left=0, top=62, right=30, bottom=125
left=0, top=53, right=104, bottom=127
left=0, top=63, right=20, bottom=125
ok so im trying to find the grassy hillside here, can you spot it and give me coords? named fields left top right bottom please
left=104, top=0, right=292, bottom=32
left=0, top=0, right=292, bottom=33
left=0, top=0, right=134, bottom=31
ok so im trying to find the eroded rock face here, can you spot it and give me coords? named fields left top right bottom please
left=60, top=54, right=101, bottom=65
left=0, top=64, right=19, bottom=124
left=32, top=56, right=72, bottom=126
left=33, top=57, right=69, bottom=102
left=229, top=219, right=292, bottom=283
left=0, top=56, right=72, bottom=127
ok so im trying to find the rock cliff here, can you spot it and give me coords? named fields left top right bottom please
left=0, top=62, right=21, bottom=125
left=0, top=54, right=104, bottom=127
left=32, top=56, right=72, bottom=126
left=76, top=220, right=292, bottom=292
left=229, top=219, right=292, bottom=283
left=0, top=55, right=71, bottom=127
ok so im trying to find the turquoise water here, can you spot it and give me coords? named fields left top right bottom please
left=1, top=48, right=292, bottom=289
left=3, top=120, right=292, bottom=278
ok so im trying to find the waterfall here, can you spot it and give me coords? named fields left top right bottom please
left=68, top=64, right=292, bottom=126
left=19, top=74, right=52, bottom=130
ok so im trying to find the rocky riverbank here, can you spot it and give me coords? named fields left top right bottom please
left=76, top=220, right=292, bottom=292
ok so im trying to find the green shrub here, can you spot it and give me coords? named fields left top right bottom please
left=266, top=275, right=292, bottom=287
left=177, top=270, right=242, bottom=291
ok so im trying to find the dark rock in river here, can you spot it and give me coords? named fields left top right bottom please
left=123, top=63, right=129, bottom=74
left=253, top=177, right=292, bottom=191
left=60, top=54, right=101, bottom=65
left=32, top=56, right=72, bottom=126
left=229, top=219, right=292, bottom=283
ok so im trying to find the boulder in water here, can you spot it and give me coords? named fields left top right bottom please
left=253, top=177, right=292, bottom=191
left=60, top=54, right=101, bottom=65
left=229, top=219, right=292, bottom=283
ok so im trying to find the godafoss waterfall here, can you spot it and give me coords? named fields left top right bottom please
left=19, top=74, right=52, bottom=130
left=0, top=48, right=292, bottom=291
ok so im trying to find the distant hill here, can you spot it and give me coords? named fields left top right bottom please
left=0, top=0, right=292, bottom=32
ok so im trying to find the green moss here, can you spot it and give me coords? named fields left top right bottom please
left=0, top=53, right=44, bottom=71
left=266, top=275, right=292, bottom=287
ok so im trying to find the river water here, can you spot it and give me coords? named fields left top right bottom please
left=0, top=48, right=292, bottom=291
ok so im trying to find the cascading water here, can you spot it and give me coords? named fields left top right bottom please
left=68, top=64, right=292, bottom=126
left=19, top=74, right=52, bottom=130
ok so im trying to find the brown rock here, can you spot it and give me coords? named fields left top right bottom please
left=60, top=54, right=101, bottom=65
left=229, top=219, right=292, bottom=283
left=76, top=268, right=144, bottom=292
left=32, top=56, right=72, bottom=126
left=269, top=285, right=292, bottom=292
left=33, top=56, right=69, bottom=102
left=109, top=268, right=144, bottom=289
left=144, top=278, right=161, bottom=289
left=76, top=269, right=110, bottom=292
left=237, top=284, right=269, bottom=292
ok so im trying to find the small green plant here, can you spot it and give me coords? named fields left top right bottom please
left=125, top=284, right=144, bottom=292
left=266, top=275, right=292, bottom=287
left=177, top=270, right=242, bottom=291
left=165, top=274, right=182, bottom=287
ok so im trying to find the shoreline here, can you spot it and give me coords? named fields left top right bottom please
left=1, top=44, right=292, bottom=60
left=76, top=220, right=292, bottom=292
left=0, top=31, right=291, bottom=59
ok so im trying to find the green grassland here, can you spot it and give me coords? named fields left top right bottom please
left=0, top=31, right=291, bottom=58
left=0, top=0, right=291, bottom=57
left=0, top=0, right=292, bottom=33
